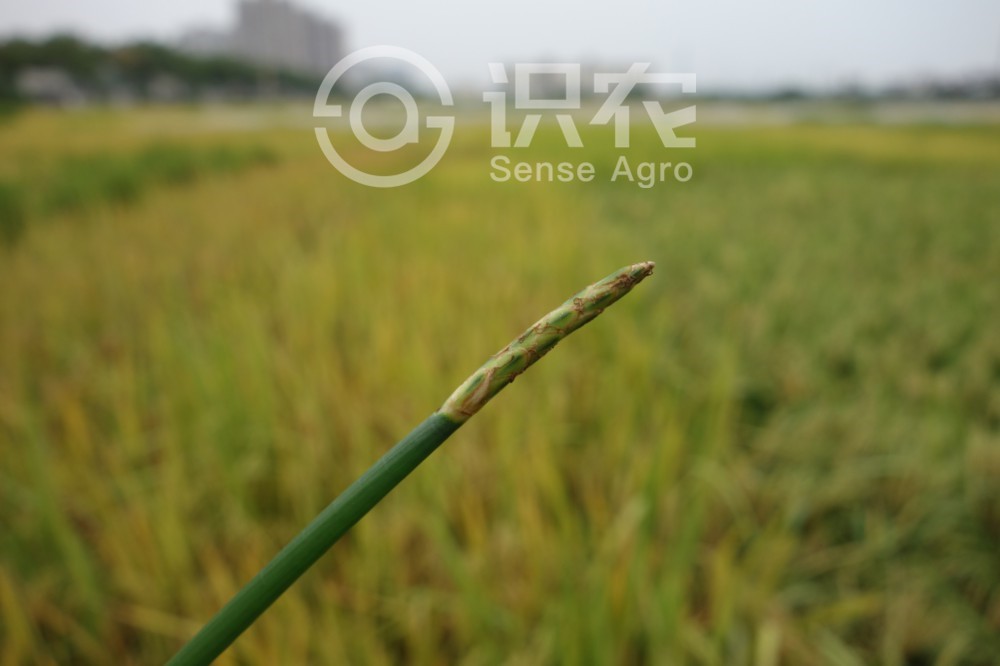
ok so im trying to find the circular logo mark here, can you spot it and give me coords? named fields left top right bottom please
left=313, top=46, right=454, bottom=188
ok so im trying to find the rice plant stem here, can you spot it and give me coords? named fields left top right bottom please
left=166, top=413, right=460, bottom=666
left=167, top=261, right=654, bottom=665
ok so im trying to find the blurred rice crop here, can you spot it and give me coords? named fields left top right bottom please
left=0, top=107, right=998, bottom=664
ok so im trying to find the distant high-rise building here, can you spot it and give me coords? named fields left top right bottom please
left=231, top=0, right=344, bottom=76
left=177, top=0, right=344, bottom=77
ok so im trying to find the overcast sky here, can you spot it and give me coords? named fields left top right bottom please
left=2, top=0, right=999, bottom=90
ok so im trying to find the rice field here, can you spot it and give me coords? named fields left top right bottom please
left=0, top=105, right=998, bottom=664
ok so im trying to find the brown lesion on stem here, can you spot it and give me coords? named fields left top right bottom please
left=439, top=261, right=655, bottom=423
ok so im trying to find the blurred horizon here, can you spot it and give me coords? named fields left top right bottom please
left=2, top=0, right=1000, bottom=93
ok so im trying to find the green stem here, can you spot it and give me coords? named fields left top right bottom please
left=167, top=414, right=459, bottom=665
left=167, top=261, right=654, bottom=665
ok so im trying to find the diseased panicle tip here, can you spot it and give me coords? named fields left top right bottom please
left=625, top=261, right=655, bottom=283
left=440, top=260, right=656, bottom=422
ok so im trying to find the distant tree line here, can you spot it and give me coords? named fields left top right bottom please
left=0, top=34, right=332, bottom=107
